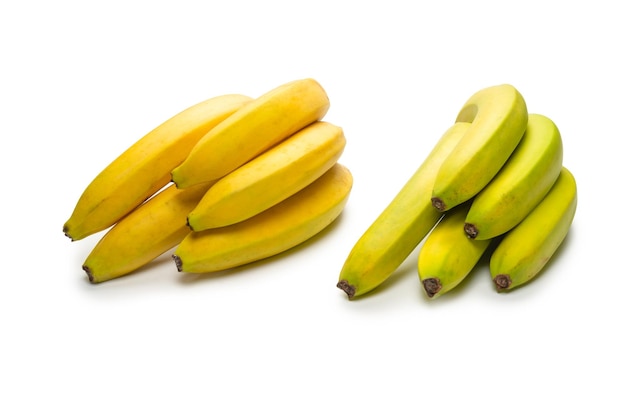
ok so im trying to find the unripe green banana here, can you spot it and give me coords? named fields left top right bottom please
left=464, top=113, right=563, bottom=240
left=337, top=122, right=471, bottom=299
left=489, top=166, right=577, bottom=292
left=417, top=202, right=492, bottom=299
left=431, top=84, right=528, bottom=212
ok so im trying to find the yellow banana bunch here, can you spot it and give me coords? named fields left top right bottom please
left=173, top=164, right=352, bottom=273
left=63, top=94, right=252, bottom=241
left=187, top=121, right=346, bottom=230
left=171, top=78, right=330, bottom=188
left=464, top=113, right=563, bottom=240
left=337, top=122, right=471, bottom=299
left=489, top=167, right=577, bottom=292
left=431, top=84, right=528, bottom=212
left=417, top=202, right=492, bottom=299
left=82, top=181, right=215, bottom=283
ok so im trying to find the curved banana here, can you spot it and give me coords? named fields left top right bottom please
left=187, top=121, right=346, bottom=231
left=82, top=181, right=215, bottom=283
left=464, top=113, right=563, bottom=240
left=489, top=166, right=577, bottom=292
left=171, top=78, right=330, bottom=189
left=337, top=122, right=471, bottom=299
left=417, top=202, right=492, bottom=299
left=173, top=164, right=352, bottom=273
left=431, top=84, right=528, bottom=212
left=63, top=94, right=252, bottom=241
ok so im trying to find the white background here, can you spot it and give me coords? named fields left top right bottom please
left=2, top=1, right=624, bottom=416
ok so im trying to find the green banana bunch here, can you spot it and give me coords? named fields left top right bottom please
left=337, top=122, right=471, bottom=299
left=489, top=166, right=577, bottom=292
left=417, top=202, right=492, bottom=299
left=464, top=113, right=563, bottom=240
left=431, top=84, right=528, bottom=212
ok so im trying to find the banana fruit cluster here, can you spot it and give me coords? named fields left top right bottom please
left=338, top=84, right=577, bottom=300
left=64, top=78, right=353, bottom=283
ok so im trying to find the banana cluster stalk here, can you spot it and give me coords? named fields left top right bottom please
left=66, top=78, right=352, bottom=282
left=339, top=84, right=577, bottom=300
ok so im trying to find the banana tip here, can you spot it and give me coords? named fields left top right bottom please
left=431, top=197, right=446, bottom=212
left=494, top=274, right=512, bottom=292
left=422, top=278, right=442, bottom=298
left=464, top=223, right=478, bottom=239
left=82, top=265, right=96, bottom=284
left=172, top=255, right=183, bottom=272
left=337, top=280, right=356, bottom=299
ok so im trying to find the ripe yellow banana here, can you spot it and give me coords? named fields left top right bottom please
left=431, top=84, right=528, bottom=212
left=171, top=78, right=330, bottom=189
left=63, top=94, right=252, bottom=241
left=173, top=164, right=352, bottom=273
left=417, top=202, right=492, bottom=299
left=464, top=113, right=563, bottom=240
left=489, top=166, right=577, bottom=292
left=82, top=181, right=215, bottom=283
left=337, top=122, right=471, bottom=299
left=187, top=121, right=346, bottom=230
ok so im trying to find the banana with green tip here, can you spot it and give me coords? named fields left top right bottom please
left=187, top=121, right=346, bottom=231
left=63, top=94, right=252, bottom=241
left=171, top=78, right=330, bottom=189
left=464, top=113, right=563, bottom=240
left=173, top=164, right=352, bottom=274
left=418, top=202, right=492, bottom=299
left=431, top=84, right=528, bottom=212
left=489, top=166, right=577, bottom=292
left=82, top=181, right=215, bottom=283
left=337, top=122, right=471, bottom=299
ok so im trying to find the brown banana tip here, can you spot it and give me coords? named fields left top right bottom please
left=82, top=265, right=95, bottom=284
left=431, top=197, right=446, bottom=212
left=422, top=278, right=442, bottom=298
left=172, top=255, right=183, bottom=272
left=464, top=223, right=478, bottom=239
left=494, top=274, right=512, bottom=292
left=337, top=280, right=356, bottom=299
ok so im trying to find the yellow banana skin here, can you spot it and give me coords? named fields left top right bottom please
left=173, top=164, right=352, bottom=273
left=431, top=84, right=528, bottom=212
left=418, top=202, right=492, bottom=299
left=63, top=94, right=252, bottom=241
left=82, top=181, right=215, bottom=283
left=171, top=78, right=330, bottom=188
left=337, top=122, right=471, bottom=299
left=464, top=113, right=563, bottom=240
left=187, top=121, right=346, bottom=230
left=489, top=166, right=577, bottom=292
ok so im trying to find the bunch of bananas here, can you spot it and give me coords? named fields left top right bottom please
left=338, top=84, right=577, bottom=300
left=64, top=78, right=353, bottom=283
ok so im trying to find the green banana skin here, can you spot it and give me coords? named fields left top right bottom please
left=464, top=113, right=564, bottom=240
left=337, top=122, right=471, bottom=299
left=431, top=84, right=528, bottom=212
left=418, top=202, right=492, bottom=299
left=489, top=166, right=577, bottom=292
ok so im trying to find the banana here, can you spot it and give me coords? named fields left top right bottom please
left=171, top=78, right=330, bottom=189
left=336, top=122, right=471, bottom=299
left=417, top=202, right=492, bottom=299
left=173, top=163, right=352, bottom=273
left=464, top=113, right=563, bottom=240
left=187, top=121, right=346, bottom=231
left=82, top=181, right=215, bottom=283
left=63, top=94, right=252, bottom=241
left=431, top=84, right=528, bottom=212
left=489, top=166, right=577, bottom=292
